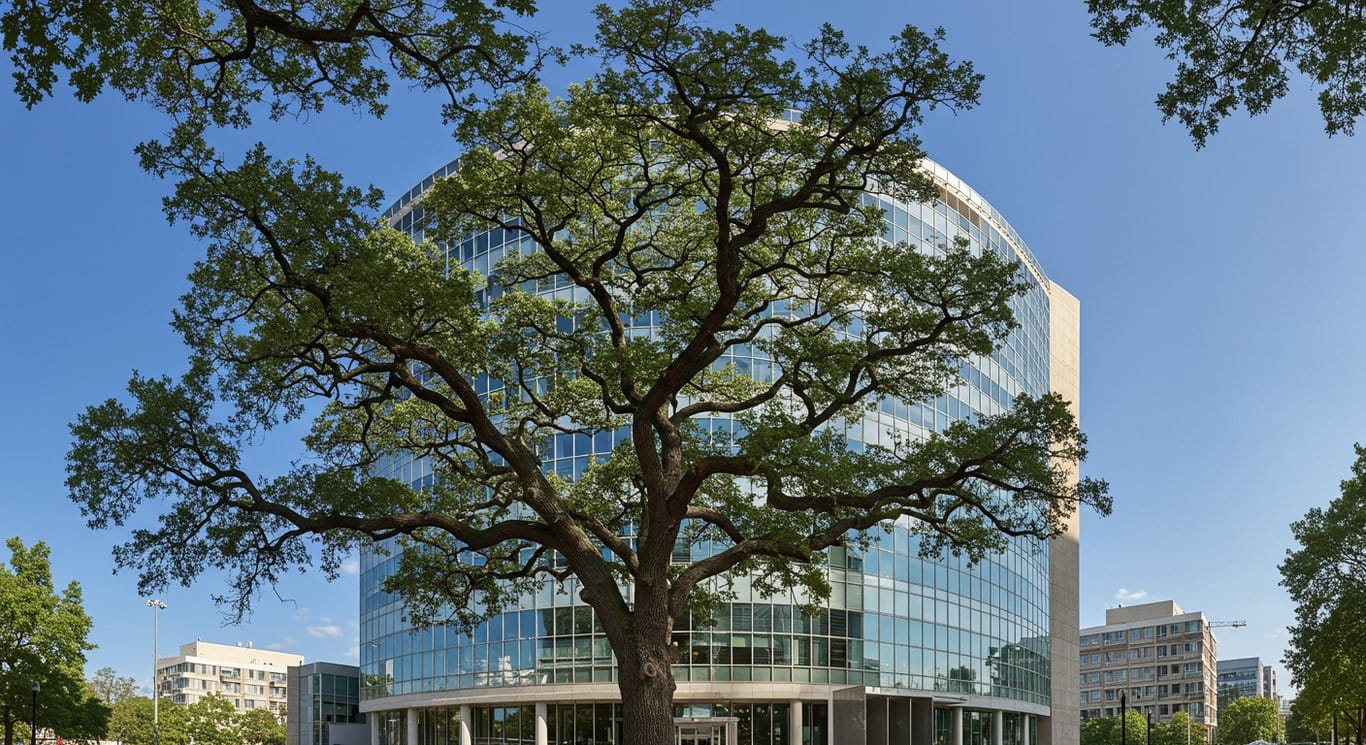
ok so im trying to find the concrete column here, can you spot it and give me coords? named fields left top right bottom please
left=458, top=705, right=472, bottom=745
left=993, top=711, right=1004, bottom=745
left=535, top=702, right=548, bottom=745
left=1024, top=715, right=1033, bottom=745
left=828, top=693, right=837, bottom=745
left=727, top=719, right=739, bottom=745
left=951, top=708, right=963, bottom=745
left=370, top=714, right=380, bottom=745
left=406, top=708, right=419, bottom=745
left=790, top=700, right=804, bottom=745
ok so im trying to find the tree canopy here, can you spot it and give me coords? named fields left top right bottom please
left=1284, top=704, right=1326, bottom=745
left=1217, top=696, right=1280, bottom=745
left=1082, top=711, right=1150, bottom=745
left=1152, top=711, right=1196, bottom=745
left=88, top=667, right=138, bottom=707
left=1, top=0, right=542, bottom=135
left=1280, top=446, right=1366, bottom=745
left=106, top=696, right=159, bottom=745
left=183, top=694, right=239, bottom=745
left=103, top=693, right=277, bottom=745
left=1087, top=0, right=1366, bottom=146
left=0, top=538, right=109, bottom=745
left=9, top=1, right=1109, bottom=742
left=235, top=708, right=286, bottom=745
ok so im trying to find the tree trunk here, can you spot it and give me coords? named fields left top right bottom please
left=617, top=648, right=677, bottom=745
left=614, top=584, right=678, bottom=745
left=3, top=709, right=13, bottom=745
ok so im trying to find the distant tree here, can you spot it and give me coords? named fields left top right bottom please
left=88, top=668, right=138, bottom=706
left=1087, top=0, right=1366, bottom=146
left=236, top=708, right=285, bottom=745
left=184, top=695, right=238, bottom=745
left=1221, top=685, right=1245, bottom=712
left=107, top=697, right=189, bottom=745
left=1281, top=446, right=1366, bottom=745
left=1286, top=639, right=1365, bottom=745
left=1083, top=711, right=1150, bottom=745
left=1153, top=711, right=1196, bottom=745
left=1281, top=446, right=1366, bottom=617
left=1219, top=697, right=1280, bottom=745
left=1285, top=705, right=1326, bottom=744
left=0, top=538, right=108, bottom=745
left=106, top=697, right=152, bottom=745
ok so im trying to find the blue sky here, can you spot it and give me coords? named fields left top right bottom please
left=2, top=0, right=1361, bottom=696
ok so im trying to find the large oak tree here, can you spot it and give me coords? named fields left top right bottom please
left=9, top=1, right=1109, bottom=742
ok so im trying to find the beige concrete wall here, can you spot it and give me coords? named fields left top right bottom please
left=1106, top=601, right=1184, bottom=625
left=1046, top=283, right=1081, bottom=745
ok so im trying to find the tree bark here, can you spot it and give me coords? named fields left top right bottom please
left=614, top=585, right=678, bottom=745
left=617, top=647, right=677, bottom=745
left=4, top=709, right=13, bottom=745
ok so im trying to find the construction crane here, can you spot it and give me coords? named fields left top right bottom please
left=1209, top=620, right=1247, bottom=629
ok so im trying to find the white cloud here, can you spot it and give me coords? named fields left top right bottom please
left=267, top=636, right=297, bottom=651
left=307, top=624, right=344, bottom=639
left=1115, top=588, right=1148, bottom=603
left=340, top=558, right=360, bottom=575
left=344, top=637, right=360, bottom=660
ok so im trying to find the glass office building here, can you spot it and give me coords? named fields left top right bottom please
left=287, top=662, right=369, bottom=745
left=359, top=159, right=1083, bottom=745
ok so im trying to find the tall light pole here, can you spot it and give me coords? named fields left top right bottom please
left=1121, top=690, right=1128, bottom=745
left=30, top=682, right=39, bottom=745
left=147, top=599, right=167, bottom=745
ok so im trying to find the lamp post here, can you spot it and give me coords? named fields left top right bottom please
left=1121, top=691, right=1128, bottom=745
left=30, top=682, right=38, bottom=745
left=147, top=599, right=167, bottom=745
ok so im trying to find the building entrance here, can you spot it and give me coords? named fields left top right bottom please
left=676, top=724, right=721, bottom=745
left=673, top=717, right=738, bottom=745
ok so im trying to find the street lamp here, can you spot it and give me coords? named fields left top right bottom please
left=1121, top=691, right=1128, bottom=745
left=147, top=599, right=167, bottom=745
left=30, top=681, right=38, bottom=745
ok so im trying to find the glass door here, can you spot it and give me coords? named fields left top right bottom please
left=677, top=724, right=723, bottom=745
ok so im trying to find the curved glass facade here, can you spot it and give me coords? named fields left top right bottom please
left=359, top=158, right=1072, bottom=745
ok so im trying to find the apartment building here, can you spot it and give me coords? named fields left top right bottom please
left=156, top=640, right=304, bottom=721
left=1079, top=601, right=1218, bottom=741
